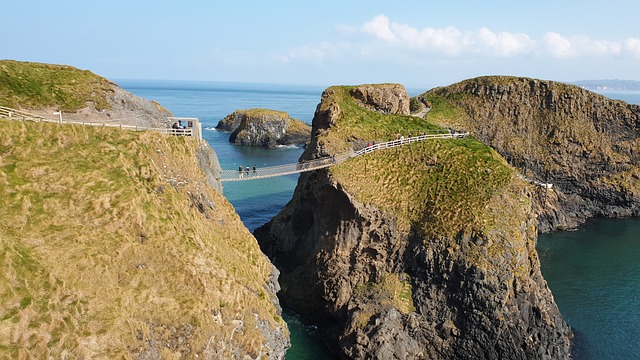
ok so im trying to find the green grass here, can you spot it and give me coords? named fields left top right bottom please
left=0, top=60, right=115, bottom=111
left=315, top=84, right=535, bottom=282
left=332, top=137, right=515, bottom=238
left=315, top=86, right=446, bottom=154
left=0, top=119, right=286, bottom=358
left=315, top=86, right=515, bottom=234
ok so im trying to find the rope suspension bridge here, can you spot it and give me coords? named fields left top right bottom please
left=220, top=132, right=469, bottom=182
left=3, top=106, right=513, bottom=185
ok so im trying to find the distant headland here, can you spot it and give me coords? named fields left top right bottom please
left=571, top=79, right=640, bottom=91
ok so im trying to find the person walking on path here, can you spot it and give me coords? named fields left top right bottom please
left=253, top=165, right=257, bottom=176
left=238, top=166, right=244, bottom=179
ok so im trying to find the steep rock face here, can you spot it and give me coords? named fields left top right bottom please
left=195, top=142, right=224, bottom=193
left=216, top=109, right=311, bottom=148
left=54, top=85, right=174, bottom=128
left=255, top=84, right=571, bottom=359
left=425, top=76, right=640, bottom=231
left=349, top=84, right=411, bottom=115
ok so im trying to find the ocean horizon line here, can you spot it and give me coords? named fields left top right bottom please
left=113, top=78, right=429, bottom=96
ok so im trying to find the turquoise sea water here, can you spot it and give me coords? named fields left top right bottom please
left=538, top=218, right=640, bottom=359
left=120, top=80, right=640, bottom=359
left=538, top=90, right=640, bottom=360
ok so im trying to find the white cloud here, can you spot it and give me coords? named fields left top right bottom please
left=273, top=42, right=348, bottom=63
left=475, top=27, right=535, bottom=57
left=543, top=32, right=625, bottom=58
left=272, top=14, right=640, bottom=70
left=544, top=32, right=574, bottom=58
left=623, top=38, right=640, bottom=59
left=361, top=14, right=398, bottom=43
left=354, top=14, right=639, bottom=62
left=358, top=14, right=534, bottom=58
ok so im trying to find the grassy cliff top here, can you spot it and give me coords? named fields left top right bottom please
left=315, top=85, right=520, bottom=237
left=0, top=60, right=115, bottom=112
left=0, top=120, right=283, bottom=357
left=240, top=108, right=289, bottom=117
left=315, top=84, right=535, bottom=275
left=331, top=138, right=518, bottom=239
left=313, top=86, right=444, bottom=155
left=422, top=76, right=640, bottom=185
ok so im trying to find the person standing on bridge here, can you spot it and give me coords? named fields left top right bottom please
left=253, top=165, right=257, bottom=176
left=238, top=166, right=244, bottom=179
left=245, top=166, right=250, bottom=177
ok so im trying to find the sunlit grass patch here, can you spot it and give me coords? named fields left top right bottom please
left=0, top=119, right=285, bottom=357
left=0, top=60, right=114, bottom=111
left=331, top=137, right=514, bottom=238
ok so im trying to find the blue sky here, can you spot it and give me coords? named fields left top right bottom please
left=2, top=0, right=640, bottom=88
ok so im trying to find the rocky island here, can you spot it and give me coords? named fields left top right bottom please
left=255, top=83, right=573, bottom=359
left=216, top=108, right=311, bottom=148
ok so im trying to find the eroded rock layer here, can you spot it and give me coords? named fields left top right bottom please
left=216, top=108, right=311, bottom=148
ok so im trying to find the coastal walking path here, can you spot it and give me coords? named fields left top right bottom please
left=0, top=106, right=201, bottom=140
left=220, top=132, right=469, bottom=182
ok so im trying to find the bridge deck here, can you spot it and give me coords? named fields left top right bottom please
left=220, top=132, right=469, bottom=182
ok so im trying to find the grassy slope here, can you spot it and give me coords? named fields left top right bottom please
left=321, top=86, right=532, bottom=301
left=314, top=86, right=446, bottom=155
left=242, top=108, right=311, bottom=135
left=322, top=86, right=518, bottom=236
left=0, top=60, right=114, bottom=112
left=423, top=76, right=640, bottom=195
left=0, top=120, right=283, bottom=358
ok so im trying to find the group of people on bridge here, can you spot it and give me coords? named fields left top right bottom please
left=238, top=165, right=257, bottom=178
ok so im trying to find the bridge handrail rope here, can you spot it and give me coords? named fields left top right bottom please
left=0, top=106, right=199, bottom=139
left=221, top=131, right=470, bottom=182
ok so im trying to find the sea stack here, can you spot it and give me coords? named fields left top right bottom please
left=255, top=83, right=572, bottom=359
left=216, top=108, right=311, bottom=148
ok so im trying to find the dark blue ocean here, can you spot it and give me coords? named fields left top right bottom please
left=119, top=79, right=640, bottom=359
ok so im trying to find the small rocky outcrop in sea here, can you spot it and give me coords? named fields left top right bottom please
left=424, top=76, right=640, bottom=232
left=216, top=108, right=311, bottom=148
left=255, top=83, right=572, bottom=359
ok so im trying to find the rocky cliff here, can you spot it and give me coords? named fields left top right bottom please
left=0, top=60, right=173, bottom=128
left=423, top=76, right=640, bottom=232
left=255, top=84, right=571, bottom=359
left=216, top=109, right=311, bottom=148
left=0, top=66, right=289, bottom=357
